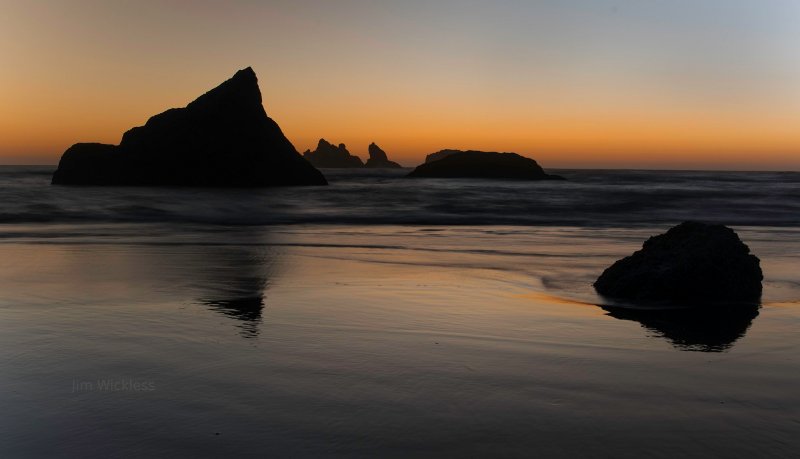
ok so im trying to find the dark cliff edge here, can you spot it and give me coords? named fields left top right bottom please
left=52, top=67, right=327, bottom=187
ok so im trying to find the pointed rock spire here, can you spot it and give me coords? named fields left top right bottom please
left=364, top=142, right=401, bottom=168
left=53, top=67, right=326, bottom=186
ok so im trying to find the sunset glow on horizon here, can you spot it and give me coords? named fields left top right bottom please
left=2, top=0, right=799, bottom=170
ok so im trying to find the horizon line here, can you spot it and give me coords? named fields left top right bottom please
left=6, top=163, right=798, bottom=174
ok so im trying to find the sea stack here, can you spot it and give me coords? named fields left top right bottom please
left=364, top=143, right=401, bottom=168
left=407, top=150, right=564, bottom=180
left=594, top=222, right=763, bottom=304
left=52, top=67, right=327, bottom=187
left=302, top=139, right=364, bottom=168
left=424, top=149, right=460, bottom=163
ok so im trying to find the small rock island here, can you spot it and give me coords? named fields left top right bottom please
left=52, top=67, right=326, bottom=187
left=364, top=143, right=401, bottom=168
left=407, top=150, right=564, bottom=180
left=302, top=139, right=364, bottom=168
left=303, top=140, right=402, bottom=169
left=594, top=221, right=763, bottom=304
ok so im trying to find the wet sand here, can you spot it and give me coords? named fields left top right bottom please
left=1, top=224, right=799, bottom=457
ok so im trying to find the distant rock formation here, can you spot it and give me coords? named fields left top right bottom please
left=407, top=150, right=565, bottom=180
left=594, top=222, right=763, bottom=304
left=52, top=67, right=327, bottom=187
left=425, top=149, right=461, bottom=163
left=364, top=143, right=401, bottom=168
left=302, top=139, right=364, bottom=168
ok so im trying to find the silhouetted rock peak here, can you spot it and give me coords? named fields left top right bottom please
left=407, top=150, right=564, bottom=180
left=190, top=66, right=260, bottom=107
left=365, top=142, right=402, bottom=168
left=368, top=143, right=387, bottom=161
left=302, top=138, right=364, bottom=168
left=594, top=221, right=763, bottom=305
left=52, top=67, right=326, bottom=187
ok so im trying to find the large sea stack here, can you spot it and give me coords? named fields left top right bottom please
left=364, top=143, right=401, bottom=168
left=594, top=222, right=763, bottom=304
left=407, top=150, right=564, bottom=180
left=52, top=67, right=327, bottom=187
left=302, top=139, right=364, bottom=168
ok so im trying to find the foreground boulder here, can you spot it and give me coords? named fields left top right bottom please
left=407, top=150, right=564, bottom=180
left=594, top=222, right=763, bottom=304
left=52, top=67, right=327, bottom=187
left=364, top=143, right=402, bottom=168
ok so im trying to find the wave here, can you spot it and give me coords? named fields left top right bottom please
left=0, top=166, right=798, bottom=227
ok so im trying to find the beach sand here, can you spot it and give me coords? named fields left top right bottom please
left=1, top=224, right=798, bottom=457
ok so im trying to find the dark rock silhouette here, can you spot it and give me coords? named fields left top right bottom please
left=594, top=222, right=763, bottom=304
left=364, top=143, right=401, bottom=168
left=52, top=67, right=327, bottom=187
left=425, top=149, right=461, bottom=163
left=302, top=139, right=364, bottom=168
left=407, top=150, right=565, bottom=180
left=601, top=303, right=759, bottom=352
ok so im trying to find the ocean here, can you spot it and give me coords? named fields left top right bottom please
left=1, top=166, right=798, bottom=457
left=2, top=166, right=800, bottom=227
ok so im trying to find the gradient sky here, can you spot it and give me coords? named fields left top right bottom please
left=2, top=0, right=799, bottom=169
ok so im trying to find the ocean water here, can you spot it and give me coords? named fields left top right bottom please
left=1, top=166, right=799, bottom=457
left=2, top=166, right=799, bottom=227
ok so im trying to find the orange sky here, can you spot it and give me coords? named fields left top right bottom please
left=2, top=1, right=799, bottom=170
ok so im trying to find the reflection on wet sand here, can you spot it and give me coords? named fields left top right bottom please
left=600, top=303, right=760, bottom=352
left=203, top=296, right=265, bottom=338
left=194, top=244, right=273, bottom=338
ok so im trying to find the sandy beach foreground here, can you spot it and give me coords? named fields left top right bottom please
left=1, top=224, right=798, bottom=457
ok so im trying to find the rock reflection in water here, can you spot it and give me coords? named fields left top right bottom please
left=194, top=244, right=275, bottom=339
left=601, top=303, right=760, bottom=352
left=203, top=296, right=265, bottom=339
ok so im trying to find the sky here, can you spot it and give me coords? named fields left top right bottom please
left=1, top=0, right=799, bottom=169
